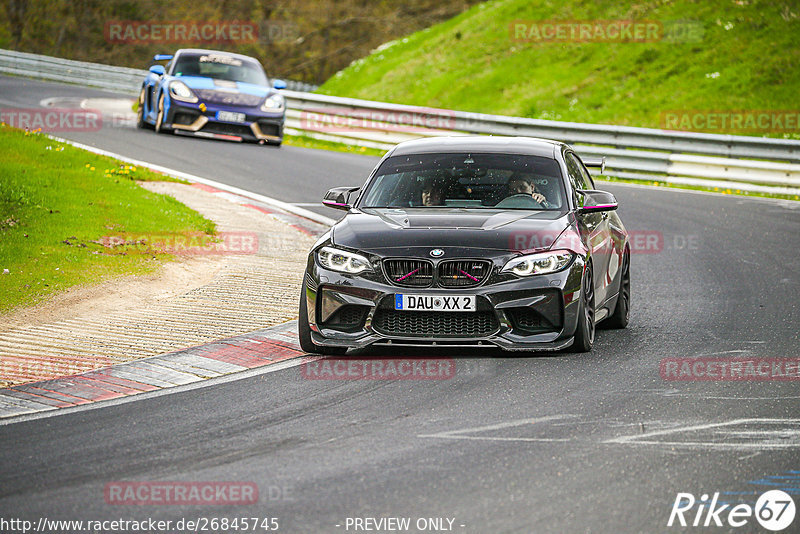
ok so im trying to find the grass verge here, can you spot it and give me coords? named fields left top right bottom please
left=0, top=125, right=215, bottom=314
left=596, top=175, right=800, bottom=202
left=318, top=0, right=800, bottom=139
left=283, top=133, right=386, bottom=157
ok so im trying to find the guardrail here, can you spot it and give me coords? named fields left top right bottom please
left=2, top=48, right=799, bottom=194
left=281, top=91, right=800, bottom=192
left=0, top=48, right=317, bottom=94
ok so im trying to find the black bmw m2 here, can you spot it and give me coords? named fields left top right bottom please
left=299, top=136, right=630, bottom=354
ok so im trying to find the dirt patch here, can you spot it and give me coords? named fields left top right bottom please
left=0, top=255, right=222, bottom=331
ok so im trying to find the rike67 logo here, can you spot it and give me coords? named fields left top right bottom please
left=668, top=490, right=796, bottom=531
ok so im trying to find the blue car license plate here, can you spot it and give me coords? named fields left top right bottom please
left=216, top=111, right=246, bottom=123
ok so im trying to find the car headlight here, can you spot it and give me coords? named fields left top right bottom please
left=169, top=81, right=198, bottom=103
left=317, top=246, right=372, bottom=274
left=502, top=250, right=574, bottom=276
left=261, top=93, right=285, bottom=112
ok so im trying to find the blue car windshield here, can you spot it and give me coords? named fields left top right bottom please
left=171, top=53, right=268, bottom=85
left=359, top=153, right=567, bottom=210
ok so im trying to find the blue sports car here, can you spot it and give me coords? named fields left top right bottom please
left=136, top=48, right=287, bottom=146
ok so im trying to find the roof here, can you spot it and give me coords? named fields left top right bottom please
left=388, top=136, right=567, bottom=158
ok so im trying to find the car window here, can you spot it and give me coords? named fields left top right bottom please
left=565, top=153, right=592, bottom=191
left=171, top=53, right=268, bottom=85
left=563, top=153, right=583, bottom=206
left=359, top=153, right=566, bottom=210
left=572, top=153, right=596, bottom=190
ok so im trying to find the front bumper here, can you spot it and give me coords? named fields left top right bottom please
left=165, top=99, right=284, bottom=142
left=302, top=252, right=586, bottom=352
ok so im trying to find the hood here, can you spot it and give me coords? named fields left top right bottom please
left=332, top=208, right=573, bottom=255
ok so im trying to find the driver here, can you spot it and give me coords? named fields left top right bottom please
left=507, top=173, right=550, bottom=207
left=421, top=179, right=447, bottom=206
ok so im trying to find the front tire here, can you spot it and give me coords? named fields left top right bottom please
left=154, top=93, right=170, bottom=134
left=570, top=264, right=595, bottom=353
left=298, top=285, right=347, bottom=355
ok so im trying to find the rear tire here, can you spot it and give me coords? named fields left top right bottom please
left=298, top=284, right=347, bottom=355
left=570, top=265, right=595, bottom=353
left=135, top=88, right=152, bottom=130
left=603, top=250, right=630, bottom=329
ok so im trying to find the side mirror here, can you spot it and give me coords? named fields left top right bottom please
left=149, top=65, right=166, bottom=76
left=577, top=190, right=618, bottom=213
left=272, top=79, right=287, bottom=90
left=323, top=187, right=360, bottom=211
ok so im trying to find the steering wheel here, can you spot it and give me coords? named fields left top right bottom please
left=495, top=193, right=544, bottom=209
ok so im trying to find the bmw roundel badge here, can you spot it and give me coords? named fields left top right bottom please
left=430, top=249, right=445, bottom=258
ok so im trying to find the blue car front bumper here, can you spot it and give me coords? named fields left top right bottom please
left=165, top=99, right=284, bottom=142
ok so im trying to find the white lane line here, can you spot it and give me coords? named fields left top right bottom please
left=696, top=349, right=753, bottom=356
left=45, top=134, right=337, bottom=227
left=418, top=415, right=575, bottom=443
left=610, top=441, right=799, bottom=451
left=666, top=395, right=800, bottom=400
left=605, top=418, right=800, bottom=450
left=0, top=394, right=56, bottom=413
left=0, top=354, right=309, bottom=427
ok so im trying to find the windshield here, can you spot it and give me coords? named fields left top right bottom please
left=359, top=152, right=566, bottom=210
left=171, top=52, right=268, bottom=85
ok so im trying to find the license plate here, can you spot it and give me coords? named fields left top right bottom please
left=216, top=111, right=246, bottom=123
left=394, top=294, right=475, bottom=312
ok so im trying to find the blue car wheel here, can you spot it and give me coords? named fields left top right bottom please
left=154, top=93, right=170, bottom=134
left=136, top=88, right=152, bottom=130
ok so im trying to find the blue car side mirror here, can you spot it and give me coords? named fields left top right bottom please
left=273, top=79, right=287, bottom=90
left=149, top=65, right=166, bottom=76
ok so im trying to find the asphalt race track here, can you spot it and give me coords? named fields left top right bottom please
left=1, top=75, right=800, bottom=532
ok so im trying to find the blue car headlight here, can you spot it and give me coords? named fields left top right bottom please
left=317, top=246, right=372, bottom=274
left=261, top=93, right=285, bottom=112
left=502, top=250, right=574, bottom=276
left=169, top=81, right=198, bottom=103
